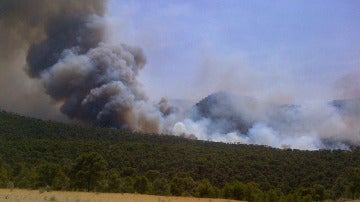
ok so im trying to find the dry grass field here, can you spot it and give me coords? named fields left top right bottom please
left=0, top=189, right=241, bottom=202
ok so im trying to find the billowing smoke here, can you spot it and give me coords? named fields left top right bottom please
left=172, top=92, right=360, bottom=150
left=1, top=1, right=359, bottom=150
left=0, top=0, right=174, bottom=133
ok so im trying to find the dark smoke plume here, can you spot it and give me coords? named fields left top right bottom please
left=0, top=0, right=105, bottom=59
left=0, top=0, right=172, bottom=133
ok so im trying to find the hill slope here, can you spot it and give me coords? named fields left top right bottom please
left=0, top=110, right=360, bottom=201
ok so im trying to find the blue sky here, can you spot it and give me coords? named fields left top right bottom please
left=107, top=0, right=360, bottom=103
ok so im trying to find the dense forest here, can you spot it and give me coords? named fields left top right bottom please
left=0, top=110, right=360, bottom=201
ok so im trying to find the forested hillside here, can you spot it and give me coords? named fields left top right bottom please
left=0, top=110, right=360, bottom=201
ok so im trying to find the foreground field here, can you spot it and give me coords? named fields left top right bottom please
left=0, top=189, right=240, bottom=202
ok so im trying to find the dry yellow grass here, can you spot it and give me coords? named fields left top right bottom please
left=0, top=189, right=241, bottom=202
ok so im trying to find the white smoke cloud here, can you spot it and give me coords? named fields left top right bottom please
left=171, top=93, right=359, bottom=150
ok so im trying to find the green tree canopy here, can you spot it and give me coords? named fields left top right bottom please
left=70, top=152, right=107, bottom=191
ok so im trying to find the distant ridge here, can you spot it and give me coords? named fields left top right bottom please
left=192, top=91, right=256, bottom=134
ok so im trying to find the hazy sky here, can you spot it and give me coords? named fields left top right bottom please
left=107, top=0, right=360, bottom=103
left=1, top=0, right=359, bottom=147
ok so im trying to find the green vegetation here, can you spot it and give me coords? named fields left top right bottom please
left=0, top=110, right=360, bottom=201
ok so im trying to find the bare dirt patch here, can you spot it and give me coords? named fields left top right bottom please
left=0, top=189, right=241, bottom=202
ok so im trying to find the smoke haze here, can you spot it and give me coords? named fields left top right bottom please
left=0, top=0, right=359, bottom=150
